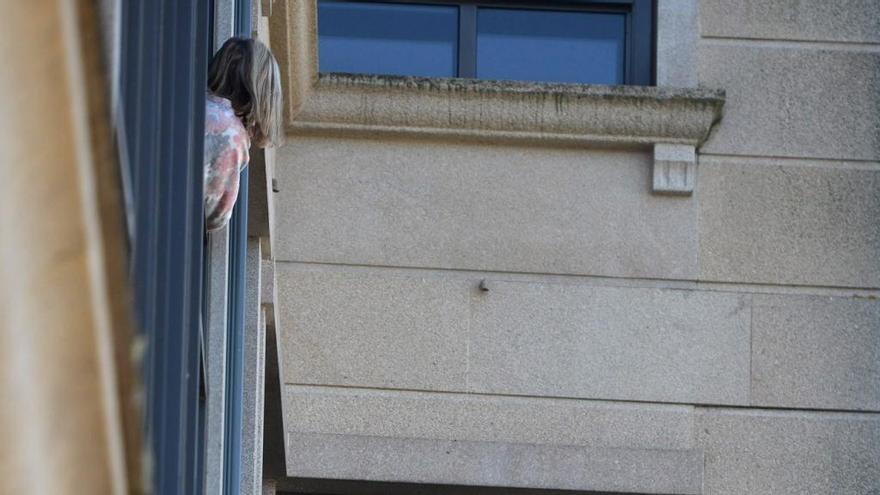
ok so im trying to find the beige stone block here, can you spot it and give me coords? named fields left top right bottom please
left=752, top=294, right=880, bottom=411
left=653, top=143, right=696, bottom=195
left=287, top=432, right=703, bottom=494
left=204, top=229, right=230, bottom=495
left=283, top=386, right=696, bottom=451
left=698, top=44, right=880, bottom=160
left=275, top=263, right=751, bottom=404
left=276, top=263, right=470, bottom=391
left=275, top=137, right=700, bottom=280
left=656, top=0, right=699, bottom=87
left=696, top=408, right=880, bottom=494
left=241, top=240, right=266, bottom=495
left=469, top=280, right=751, bottom=405
left=268, top=0, right=317, bottom=120
left=698, top=159, right=880, bottom=287
left=1, top=1, right=141, bottom=492
left=700, top=0, right=880, bottom=43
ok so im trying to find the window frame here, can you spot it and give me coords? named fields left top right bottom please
left=222, top=4, right=252, bottom=495
left=119, top=0, right=212, bottom=492
left=317, top=0, right=655, bottom=85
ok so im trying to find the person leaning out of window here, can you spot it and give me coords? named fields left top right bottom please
left=204, top=37, right=283, bottom=232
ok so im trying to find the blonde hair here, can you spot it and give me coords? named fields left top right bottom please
left=208, top=37, right=284, bottom=148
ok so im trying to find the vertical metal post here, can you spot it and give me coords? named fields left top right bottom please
left=120, top=0, right=210, bottom=492
left=457, top=5, right=477, bottom=78
left=223, top=3, right=252, bottom=494
left=225, top=171, right=249, bottom=495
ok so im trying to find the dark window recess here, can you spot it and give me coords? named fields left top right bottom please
left=317, top=0, right=654, bottom=85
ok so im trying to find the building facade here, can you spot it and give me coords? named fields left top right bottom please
left=1, top=1, right=877, bottom=495
left=263, top=1, right=880, bottom=494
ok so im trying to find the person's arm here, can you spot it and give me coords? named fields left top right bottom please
left=204, top=128, right=249, bottom=232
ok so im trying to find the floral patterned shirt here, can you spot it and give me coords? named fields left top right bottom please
left=204, top=93, right=249, bottom=232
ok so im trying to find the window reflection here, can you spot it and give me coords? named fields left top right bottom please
left=477, top=8, right=625, bottom=84
left=318, top=1, right=459, bottom=78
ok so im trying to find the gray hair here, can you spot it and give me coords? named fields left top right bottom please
left=208, top=37, right=284, bottom=148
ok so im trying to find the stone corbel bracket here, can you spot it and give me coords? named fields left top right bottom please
left=653, top=143, right=697, bottom=195
left=293, top=74, right=725, bottom=195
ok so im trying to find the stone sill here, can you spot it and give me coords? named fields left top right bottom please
left=292, top=73, right=724, bottom=146
left=290, top=73, right=725, bottom=195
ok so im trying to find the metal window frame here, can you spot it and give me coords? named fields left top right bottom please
left=318, top=0, right=655, bottom=85
left=222, top=3, right=253, bottom=495
left=120, top=0, right=212, bottom=493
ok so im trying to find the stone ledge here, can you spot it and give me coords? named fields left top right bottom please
left=292, top=73, right=725, bottom=151
left=267, top=2, right=722, bottom=150
left=287, top=432, right=703, bottom=495
left=291, top=74, right=724, bottom=195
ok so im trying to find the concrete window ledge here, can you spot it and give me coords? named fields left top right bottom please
left=291, top=73, right=725, bottom=195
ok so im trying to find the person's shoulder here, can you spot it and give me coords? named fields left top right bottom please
left=206, top=94, right=234, bottom=123
left=206, top=94, right=248, bottom=142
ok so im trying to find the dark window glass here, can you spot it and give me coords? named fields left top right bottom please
left=316, top=0, right=653, bottom=85
left=476, top=8, right=625, bottom=84
left=318, top=1, right=458, bottom=77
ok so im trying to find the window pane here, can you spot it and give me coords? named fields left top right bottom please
left=318, top=1, right=458, bottom=78
left=477, top=8, right=626, bottom=84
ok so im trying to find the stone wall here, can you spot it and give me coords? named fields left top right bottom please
left=269, top=0, right=880, bottom=492
left=690, top=2, right=880, bottom=492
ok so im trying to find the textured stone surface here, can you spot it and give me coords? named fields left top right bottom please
left=656, top=0, right=698, bottom=87
left=260, top=259, right=276, bottom=327
left=696, top=408, right=880, bottom=494
left=275, top=138, right=699, bottom=280
left=268, top=0, right=317, bottom=120
left=653, top=143, right=696, bottom=195
left=276, top=263, right=470, bottom=390
left=469, top=280, right=751, bottom=405
left=0, top=2, right=149, bottom=491
left=262, top=318, right=287, bottom=481
left=203, top=228, right=229, bottom=495
left=700, top=0, right=880, bottom=43
left=284, top=386, right=695, bottom=451
left=247, top=146, right=276, bottom=255
left=292, top=74, right=724, bottom=148
left=698, top=44, right=880, bottom=160
left=699, top=159, right=880, bottom=287
left=212, top=0, right=234, bottom=49
left=287, top=432, right=703, bottom=494
left=752, top=294, right=880, bottom=411
left=241, top=240, right=266, bottom=495
left=275, top=264, right=754, bottom=404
